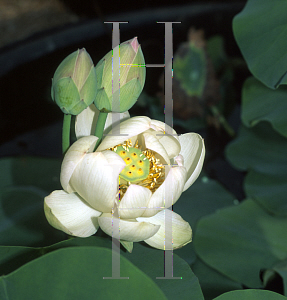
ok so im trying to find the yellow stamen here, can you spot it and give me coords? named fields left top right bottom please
left=107, top=139, right=165, bottom=196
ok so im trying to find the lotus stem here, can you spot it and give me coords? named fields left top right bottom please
left=94, top=111, right=108, bottom=151
left=62, top=114, right=72, bottom=154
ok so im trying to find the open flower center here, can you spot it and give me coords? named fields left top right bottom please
left=108, top=139, right=165, bottom=197
left=115, top=146, right=150, bottom=182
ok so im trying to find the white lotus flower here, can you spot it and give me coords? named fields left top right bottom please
left=44, top=104, right=205, bottom=250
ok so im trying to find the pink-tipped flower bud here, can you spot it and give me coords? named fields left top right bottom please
left=94, top=37, right=146, bottom=113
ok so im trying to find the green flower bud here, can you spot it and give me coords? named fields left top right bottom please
left=94, top=37, right=146, bottom=113
left=51, top=49, right=97, bottom=115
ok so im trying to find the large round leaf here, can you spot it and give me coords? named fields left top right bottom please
left=124, top=243, right=204, bottom=300
left=226, top=122, right=287, bottom=216
left=193, top=199, right=287, bottom=287
left=0, top=157, right=64, bottom=246
left=171, top=174, right=237, bottom=266
left=0, top=237, right=204, bottom=300
left=0, top=157, right=62, bottom=192
left=226, top=122, right=287, bottom=176
left=263, top=260, right=287, bottom=296
left=0, top=186, right=65, bottom=246
left=245, top=170, right=287, bottom=217
left=0, top=237, right=113, bottom=275
left=192, top=257, right=242, bottom=300
left=233, top=0, right=287, bottom=89
left=0, top=247, right=167, bottom=300
left=242, top=77, right=287, bottom=138
left=214, top=289, right=287, bottom=300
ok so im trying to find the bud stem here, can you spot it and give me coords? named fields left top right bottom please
left=93, top=111, right=108, bottom=151
left=210, top=105, right=235, bottom=138
left=62, top=114, right=72, bottom=154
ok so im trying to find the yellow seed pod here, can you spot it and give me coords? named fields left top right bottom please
left=115, top=146, right=149, bottom=182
